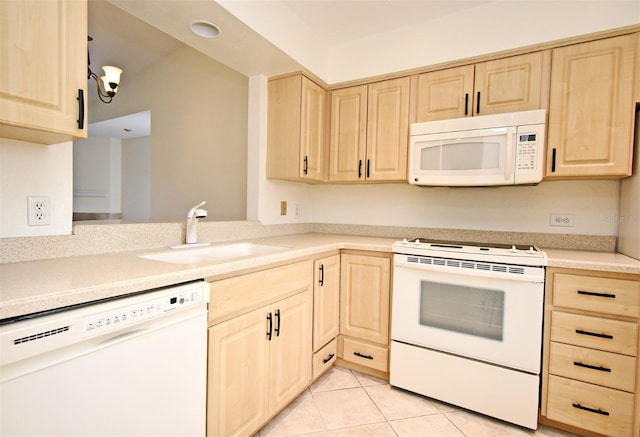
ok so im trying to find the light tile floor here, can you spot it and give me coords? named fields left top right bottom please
left=258, top=366, right=579, bottom=437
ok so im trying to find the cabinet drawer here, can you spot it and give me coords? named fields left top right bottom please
left=313, top=338, right=337, bottom=381
left=553, top=273, right=640, bottom=317
left=549, top=342, right=636, bottom=392
left=551, top=311, right=638, bottom=356
left=342, top=337, right=388, bottom=372
left=209, top=261, right=312, bottom=324
left=547, top=375, right=634, bottom=437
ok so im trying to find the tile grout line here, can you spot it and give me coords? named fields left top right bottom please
left=355, top=370, right=401, bottom=436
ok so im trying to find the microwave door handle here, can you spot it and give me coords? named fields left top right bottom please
left=505, top=131, right=516, bottom=181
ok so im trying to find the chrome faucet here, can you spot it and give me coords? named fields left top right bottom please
left=186, top=201, right=207, bottom=244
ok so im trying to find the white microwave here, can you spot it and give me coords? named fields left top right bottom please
left=409, top=110, right=546, bottom=187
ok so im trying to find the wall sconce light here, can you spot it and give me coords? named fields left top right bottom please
left=87, top=36, right=122, bottom=104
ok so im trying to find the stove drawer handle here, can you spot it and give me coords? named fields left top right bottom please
left=572, top=403, right=610, bottom=416
left=576, top=329, right=613, bottom=340
left=354, top=352, right=373, bottom=360
left=577, top=290, right=616, bottom=299
left=573, top=361, right=612, bottom=372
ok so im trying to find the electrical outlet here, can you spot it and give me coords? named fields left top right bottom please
left=28, top=196, right=51, bottom=226
left=549, top=213, right=574, bottom=227
left=280, top=201, right=287, bottom=216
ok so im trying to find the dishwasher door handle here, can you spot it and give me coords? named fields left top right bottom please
left=97, top=328, right=149, bottom=348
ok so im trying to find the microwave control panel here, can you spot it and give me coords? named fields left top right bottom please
left=514, top=124, right=544, bottom=185
left=516, top=133, right=538, bottom=171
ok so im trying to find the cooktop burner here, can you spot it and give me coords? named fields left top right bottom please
left=393, top=238, right=547, bottom=266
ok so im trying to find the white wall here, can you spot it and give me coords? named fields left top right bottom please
left=618, top=111, right=640, bottom=258
left=310, top=181, right=620, bottom=236
left=244, top=3, right=638, bottom=237
left=90, top=45, right=248, bottom=221
left=0, top=139, right=73, bottom=237
left=73, top=136, right=122, bottom=214
left=249, top=77, right=621, bottom=237
left=249, top=76, right=314, bottom=225
left=122, top=136, right=151, bottom=220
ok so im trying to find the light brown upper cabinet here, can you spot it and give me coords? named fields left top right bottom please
left=545, top=34, right=637, bottom=179
left=0, top=0, right=88, bottom=144
left=267, top=74, right=327, bottom=182
left=412, top=51, right=551, bottom=122
left=329, top=77, right=410, bottom=182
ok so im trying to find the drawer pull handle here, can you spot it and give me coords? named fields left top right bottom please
left=354, top=352, right=373, bottom=360
left=577, top=290, right=616, bottom=299
left=323, top=353, right=335, bottom=364
left=572, top=403, right=610, bottom=416
left=575, top=329, right=613, bottom=340
left=573, top=361, right=612, bottom=372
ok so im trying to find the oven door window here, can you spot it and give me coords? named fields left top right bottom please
left=420, top=281, right=504, bottom=341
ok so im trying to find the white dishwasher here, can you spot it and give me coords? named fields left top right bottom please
left=0, top=280, right=209, bottom=436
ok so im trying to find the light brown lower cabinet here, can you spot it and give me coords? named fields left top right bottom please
left=338, top=251, right=391, bottom=377
left=312, top=254, right=340, bottom=380
left=540, top=267, right=640, bottom=437
left=207, top=262, right=313, bottom=437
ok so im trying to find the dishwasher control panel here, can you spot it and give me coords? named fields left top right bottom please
left=83, top=284, right=205, bottom=337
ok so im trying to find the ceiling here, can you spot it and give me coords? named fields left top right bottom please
left=88, top=0, right=490, bottom=135
left=281, top=0, right=489, bottom=45
left=90, top=0, right=491, bottom=81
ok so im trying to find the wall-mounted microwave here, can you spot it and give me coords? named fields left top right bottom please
left=409, top=110, right=546, bottom=187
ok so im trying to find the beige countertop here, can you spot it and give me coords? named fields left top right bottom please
left=1, top=233, right=638, bottom=321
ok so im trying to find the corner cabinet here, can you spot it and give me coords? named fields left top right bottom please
left=267, top=74, right=327, bottom=182
left=411, top=51, right=551, bottom=122
left=207, top=261, right=313, bottom=437
left=0, top=0, right=88, bottom=144
left=545, top=34, right=637, bottom=179
left=312, top=254, right=340, bottom=380
left=540, top=267, right=640, bottom=437
left=338, top=251, right=391, bottom=377
left=329, top=77, right=410, bottom=182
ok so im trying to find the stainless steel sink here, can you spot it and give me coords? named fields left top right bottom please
left=139, top=242, right=289, bottom=264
